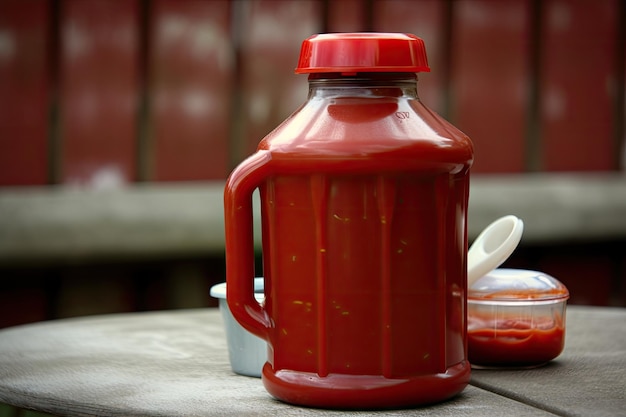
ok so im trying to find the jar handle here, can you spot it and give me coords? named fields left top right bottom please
left=224, top=151, right=272, bottom=341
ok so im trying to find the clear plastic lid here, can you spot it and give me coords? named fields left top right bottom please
left=468, top=268, right=569, bottom=303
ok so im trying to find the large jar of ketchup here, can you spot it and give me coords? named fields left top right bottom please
left=224, top=33, right=474, bottom=409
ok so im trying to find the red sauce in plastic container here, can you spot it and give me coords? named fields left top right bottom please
left=467, top=269, right=569, bottom=368
left=224, top=33, right=474, bottom=409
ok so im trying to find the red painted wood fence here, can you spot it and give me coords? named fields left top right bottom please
left=1, top=0, right=624, bottom=186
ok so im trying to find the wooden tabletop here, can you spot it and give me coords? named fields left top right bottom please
left=0, top=305, right=624, bottom=416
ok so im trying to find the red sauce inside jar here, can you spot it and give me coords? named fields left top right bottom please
left=467, top=269, right=569, bottom=368
left=225, top=33, right=474, bottom=409
left=468, top=312, right=566, bottom=367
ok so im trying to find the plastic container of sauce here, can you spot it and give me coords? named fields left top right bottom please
left=224, top=33, right=473, bottom=409
left=468, top=268, right=570, bottom=368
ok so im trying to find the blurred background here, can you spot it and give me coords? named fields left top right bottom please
left=0, top=0, right=625, bottom=329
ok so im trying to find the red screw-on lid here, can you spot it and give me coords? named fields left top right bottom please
left=295, top=33, right=430, bottom=74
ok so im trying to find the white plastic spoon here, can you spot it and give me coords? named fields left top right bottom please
left=467, top=215, right=524, bottom=287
